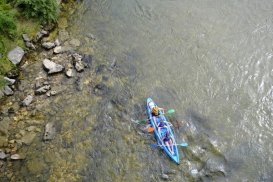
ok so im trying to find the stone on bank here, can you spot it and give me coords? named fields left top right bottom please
left=8, top=46, right=25, bottom=65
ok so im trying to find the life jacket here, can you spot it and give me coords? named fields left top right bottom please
left=151, top=106, right=159, bottom=116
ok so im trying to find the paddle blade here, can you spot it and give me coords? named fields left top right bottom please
left=138, top=120, right=147, bottom=124
left=147, top=127, right=154, bottom=132
left=180, top=142, right=188, bottom=147
left=166, top=109, right=175, bottom=114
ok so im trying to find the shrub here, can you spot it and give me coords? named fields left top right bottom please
left=0, top=0, right=16, bottom=38
left=16, top=0, right=59, bottom=24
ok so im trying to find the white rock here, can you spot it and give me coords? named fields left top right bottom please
left=8, top=46, right=25, bottom=65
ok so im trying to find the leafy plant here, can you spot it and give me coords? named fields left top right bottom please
left=0, top=0, right=16, bottom=38
left=15, top=0, right=59, bottom=24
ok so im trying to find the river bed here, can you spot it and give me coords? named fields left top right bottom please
left=2, top=0, right=273, bottom=181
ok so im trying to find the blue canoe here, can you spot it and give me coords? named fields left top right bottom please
left=146, top=98, right=180, bottom=164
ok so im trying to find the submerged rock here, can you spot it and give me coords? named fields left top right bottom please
left=82, top=54, right=92, bottom=68
left=35, top=85, right=51, bottom=95
left=0, top=150, right=7, bottom=159
left=21, top=132, right=36, bottom=145
left=200, top=156, right=228, bottom=179
left=0, top=118, right=10, bottom=136
left=66, top=68, right=75, bottom=78
left=22, top=95, right=33, bottom=106
left=3, top=86, right=13, bottom=96
left=10, top=153, right=25, bottom=160
left=161, top=173, right=169, bottom=180
left=43, top=122, right=56, bottom=141
left=92, top=83, right=109, bottom=96
left=72, top=53, right=85, bottom=72
left=75, top=77, right=83, bottom=91
left=42, top=59, right=64, bottom=74
left=70, top=39, right=81, bottom=47
left=8, top=46, right=25, bottom=65
left=95, top=65, right=107, bottom=74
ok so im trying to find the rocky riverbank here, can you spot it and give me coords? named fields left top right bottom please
left=0, top=2, right=98, bottom=180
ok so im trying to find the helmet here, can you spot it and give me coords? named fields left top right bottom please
left=152, top=106, right=159, bottom=116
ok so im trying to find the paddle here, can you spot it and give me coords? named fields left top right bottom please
left=138, top=109, right=176, bottom=124
left=150, top=142, right=188, bottom=148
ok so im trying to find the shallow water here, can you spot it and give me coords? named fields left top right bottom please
left=68, top=0, right=273, bottom=181
left=4, top=0, right=273, bottom=181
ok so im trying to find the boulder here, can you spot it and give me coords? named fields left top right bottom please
left=22, top=34, right=31, bottom=42
left=35, top=85, right=51, bottom=95
left=22, top=95, right=33, bottom=106
left=10, top=153, right=25, bottom=160
left=3, top=86, right=13, bottom=96
left=42, top=59, right=64, bottom=74
left=34, top=29, right=48, bottom=42
left=53, top=46, right=66, bottom=54
left=0, top=150, right=7, bottom=159
left=8, top=46, right=24, bottom=65
left=65, top=68, right=75, bottom=78
left=54, top=39, right=61, bottom=46
left=3, top=77, right=15, bottom=85
left=21, top=132, right=36, bottom=145
left=43, top=122, right=56, bottom=140
left=42, top=42, right=55, bottom=49
left=74, top=61, right=85, bottom=72
left=25, top=42, right=36, bottom=49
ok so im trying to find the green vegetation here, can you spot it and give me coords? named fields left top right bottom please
left=15, top=0, right=58, bottom=24
left=0, top=0, right=60, bottom=90
left=0, top=0, right=16, bottom=39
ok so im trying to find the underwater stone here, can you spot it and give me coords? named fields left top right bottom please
left=35, top=85, right=51, bottom=95
left=21, top=132, right=36, bottom=145
left=66, top=68, right=75, bottom=78
left=0, top=150, right=7, bottom=159
left=11, top=153, right=25, bottom=160
left=43, top=122, right=56, bottom=141
left=43, top=59, right=64, bottom=74
left=22, top=95, right=33, bottom=106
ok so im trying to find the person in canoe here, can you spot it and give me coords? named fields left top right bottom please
left=148, top=102, right=164, bottom=116
left=157, top=119, right=168, bottom=135
left=162, top=132, right=174, bottom=155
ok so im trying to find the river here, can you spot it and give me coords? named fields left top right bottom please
left=4, top=0, right=273, bottom=181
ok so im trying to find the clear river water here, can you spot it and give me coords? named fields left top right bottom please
left=6, top=0, right=273, bottom=181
